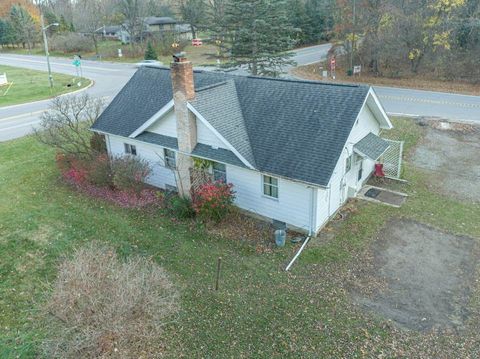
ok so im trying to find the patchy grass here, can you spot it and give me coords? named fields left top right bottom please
left=1, top=118, right=479, bottom=357
left=292, top=62, right=480, bottom=96
left=0, top=65, right=90, bottom=107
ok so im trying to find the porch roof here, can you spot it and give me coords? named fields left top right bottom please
left=353, top=132, right=390, bottom=161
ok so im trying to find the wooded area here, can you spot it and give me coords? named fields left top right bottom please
left=0, top=0, right=479, bottom=81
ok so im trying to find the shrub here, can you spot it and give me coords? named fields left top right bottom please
left=110, top=155, right=152, bottom=194
left=168, top=195, right=196, bottom=219
left=85, top=153, right=113, bottom=188
left=41, top=242, right=178, bottom=358
left=193, top=181, right=235, bottom=222
left=56, top=152, right=88, bottom=184
left=50, top=33, right=94, bottom=53
left=144, top=41, right=158, bottom=60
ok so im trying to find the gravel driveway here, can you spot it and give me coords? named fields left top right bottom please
left=412, top=121, right=480, bottom=203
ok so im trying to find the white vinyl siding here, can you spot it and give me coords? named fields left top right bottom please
left=196, top=120, right=228, bottom=149
left=147, top=109, right=177, bottom=137
left=227, top=165, right=312, bottom=232
left=106, top=134, right=177, bottom=189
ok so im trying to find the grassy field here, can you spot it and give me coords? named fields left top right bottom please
left=0, top=65, right=90, bottom=107
left=0, top=118, right=479, bottom=357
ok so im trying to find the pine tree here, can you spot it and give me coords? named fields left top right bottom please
left=144, top=41, right=158, bottom=60
left=226, top=0, right=296, bottom=77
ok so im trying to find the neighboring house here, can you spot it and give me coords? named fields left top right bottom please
left=144, top=17, right=176, bottom=32
left=91, top=55, right=392, bottom=235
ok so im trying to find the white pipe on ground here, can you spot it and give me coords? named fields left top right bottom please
left=285, top=236, right=311, bottom=272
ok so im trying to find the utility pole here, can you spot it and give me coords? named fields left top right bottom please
left=39, top=10, right=58, bottom=88
left=350, top=0, right=356, bottom=72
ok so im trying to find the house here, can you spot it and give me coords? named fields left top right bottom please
left=91, top=55, right=392, bottom=235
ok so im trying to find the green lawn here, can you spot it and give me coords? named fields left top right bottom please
left=0, top=65, right=90, bottom=107
left=0, top=118, right=479, bottom=357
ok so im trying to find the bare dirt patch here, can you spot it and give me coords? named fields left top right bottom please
left=412, top=121, right=480, bottom=203
left=354, top=219, right=479, bottom=332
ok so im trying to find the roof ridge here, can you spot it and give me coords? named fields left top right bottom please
left=195, top=81, right=228, bottom=92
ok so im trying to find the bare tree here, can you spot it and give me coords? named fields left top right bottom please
left=34, top=94, right=105, bottom=159
left=72, top=0, right=109, bottom=55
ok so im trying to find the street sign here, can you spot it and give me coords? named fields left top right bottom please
left=353, top=65, right=362, bottom=74
left=192, top=38, right=203, bottom=46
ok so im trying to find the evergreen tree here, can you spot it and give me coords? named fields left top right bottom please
left=0, top=19, right=16, bottom=46
left=10, top=4, right=37, bottom=50
left=144, top=41, right=158, bottom=60
left=226, top=0, right=296, bottom=76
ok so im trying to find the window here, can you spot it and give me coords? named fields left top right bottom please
left=358, top=159, right=363, bottom=181
left=124, top=143, right=137, bottom=156
left=165, top=184, right=178, bottom=193
left=212, top=162, right=226, bottom=182
left=164, top=149, right=176, bottom=169
left=345, top=154, right=353, bottom=173
left=263, top=175, right=278, bottom=199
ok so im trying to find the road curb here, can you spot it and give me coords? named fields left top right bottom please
left=0, top=79, right=94, bottom=111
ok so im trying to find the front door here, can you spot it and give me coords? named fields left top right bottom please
left=357, top=160, right=363, bottom=182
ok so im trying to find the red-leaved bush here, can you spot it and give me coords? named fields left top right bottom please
left=56, top=152, right=160, bottom=209
left=56, top=152, right=88, bottom=184
left=193, top=181, right=235, bottom=222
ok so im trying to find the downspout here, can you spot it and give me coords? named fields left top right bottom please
left=285, top=186, right=315, bottom=272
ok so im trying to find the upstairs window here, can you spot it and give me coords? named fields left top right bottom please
left=124, top=143, right=137, bottom=156
left=164, top=149, right=176, bottom=169
left=263, top=175, right=278, bottom=199
left=212, top=162, right=227, bottom=182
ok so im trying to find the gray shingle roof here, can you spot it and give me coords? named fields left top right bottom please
left=354, top=133, right=390, bottom=160
left=190, top=80, right=256, bottom=167
left=135, top=131, right=245, bottom=168
left=92, top=67, right=371, bottom=186
left=136, top=132, right=178, bottom=149
left=192, top=143, right=247, bottom=168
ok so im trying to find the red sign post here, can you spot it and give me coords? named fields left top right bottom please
left=330, top=57, right=336, bottom=79
left=330, top=57, right=336, bottom=71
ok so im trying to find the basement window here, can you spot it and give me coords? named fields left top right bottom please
left=124, top=143, right=137, bottom=156
left=263, top=175, right=278, bottom=199
left=164, top=149, right=176, bottom=169
left=213, top=162, right=227, bottom=182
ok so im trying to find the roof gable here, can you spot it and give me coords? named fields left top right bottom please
left=189, top=80, right=256, bottom=168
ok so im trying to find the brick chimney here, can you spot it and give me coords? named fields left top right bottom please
left=170, top=53, right=197, bottom=197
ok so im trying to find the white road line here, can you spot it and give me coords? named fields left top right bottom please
left=0, top=57, right=121, bottom=72
left=0, top=110, right=43, bottom=122
left=1, top=119, right=41, bottom=131
left=379, top=94, right=480, bottom=108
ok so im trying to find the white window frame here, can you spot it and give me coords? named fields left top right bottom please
left=212, top=162, right=227, bottom=182
left=263, top=175, right=279, bottom=199
left=124, top=143, right=137, bottom=156
left=164, top=148, right=176, bottom=169
left=345, top=154, right=353, bottom=173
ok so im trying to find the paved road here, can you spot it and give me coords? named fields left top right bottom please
left=374, top=86, right=480, bottom=122
left=1, top=45, right=479, bottom=142
left=0, top=54, right=135, bottom=141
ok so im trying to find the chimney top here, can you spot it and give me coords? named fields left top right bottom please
left=173, top=52, right=188, bottom=63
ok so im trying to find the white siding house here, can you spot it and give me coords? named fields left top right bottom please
left=92, top=62, right=392, bottom=235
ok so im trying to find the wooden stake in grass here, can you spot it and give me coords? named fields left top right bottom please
left=215, top=257, right=222, bottom=291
